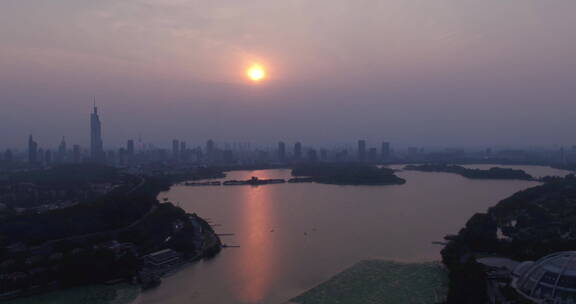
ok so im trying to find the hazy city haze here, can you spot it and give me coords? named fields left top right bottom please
left=1, top=0, right=575, bottom=148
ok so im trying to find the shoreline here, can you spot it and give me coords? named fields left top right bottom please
left=1, top=175, right=223, bottom=303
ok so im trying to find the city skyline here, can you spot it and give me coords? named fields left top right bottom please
left=3, top=102, right=573, bottom=167
left=2, top=103, right=576, bottom=152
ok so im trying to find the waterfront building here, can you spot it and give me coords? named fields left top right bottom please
left=144, top=249, right=182, bottom=268
left=481, top=251, right=576, bottom=303
left=513, top=251, right=576, bottom=303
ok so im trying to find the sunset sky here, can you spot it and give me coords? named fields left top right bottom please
left=1, top=0, right=575, bottom=148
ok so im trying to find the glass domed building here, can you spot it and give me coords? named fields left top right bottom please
left=513, top=251, right=576, bottom=303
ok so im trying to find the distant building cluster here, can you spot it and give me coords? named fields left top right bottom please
left=0, top=104, right=575, bottom=170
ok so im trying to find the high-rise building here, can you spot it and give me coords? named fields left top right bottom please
left=28, top=135, right=38, bottom=163
left=58, top=136, right=67, bottom=163
left=118, top=148, right=126, bottom=166
left=381, top=142, right=391, bottom=160
left=44, top=149, right=52, bottom=164
left=172, top=139, right=180, bottom=160
left=127, top=140, right=135, bottom=156
left=223, top=149, right=234, bottom=163
left=278, top=141, right=286, bottom=162
left=3, top=149, right=13, bottom=162
left=307, top=149, right=318, bottom=162
left=320, top=149, right=328, bottom=161
left=368, top=148, right=377, bottom=161
left=90, top=102, right=104, bottom=163
left=73, top=145, right=81, bottom=163
left=294, top=142, right=302, bottom=160
left=206, top=139, right=215, bottom=162
left=38, top=148, right=44, bottom=163
left=358, top=140, right=366, bottom=161
left=107, top=150, right=116, bottom=165
left=180, top=141, right=187, bottom=161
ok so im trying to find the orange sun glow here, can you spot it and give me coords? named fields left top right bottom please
left=246, top=64, right=267, bottom=82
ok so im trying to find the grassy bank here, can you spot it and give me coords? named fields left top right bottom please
left=291, top=260, right=447, bottom=304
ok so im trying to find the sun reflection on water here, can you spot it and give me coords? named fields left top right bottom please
left=236, top=173, right=275, bottom=303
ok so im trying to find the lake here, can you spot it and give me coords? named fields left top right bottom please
left=134, top=165, right=570, bottom=304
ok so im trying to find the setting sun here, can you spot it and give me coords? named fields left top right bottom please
left=246, top=64, right=267, bottom=82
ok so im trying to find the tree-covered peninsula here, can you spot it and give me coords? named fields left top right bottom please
left=404, top=164, right=534, bottom=180
left=291, top=163, right=406, bottom=185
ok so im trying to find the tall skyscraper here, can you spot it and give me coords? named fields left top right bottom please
left=358, top=140, right=366, bottom=161
left=90, top=102, right=104, bottom=163
left=278, top=141, right=286, bottom=162
left=28, top=135, right=38, bottom=163
left=294, top=142, right=302, bottom=160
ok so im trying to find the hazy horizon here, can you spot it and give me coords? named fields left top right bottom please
left=2, top=0, right=576, bottom=149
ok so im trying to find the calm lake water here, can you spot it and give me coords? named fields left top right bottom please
left=135, top=166, right=571, bottom=304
